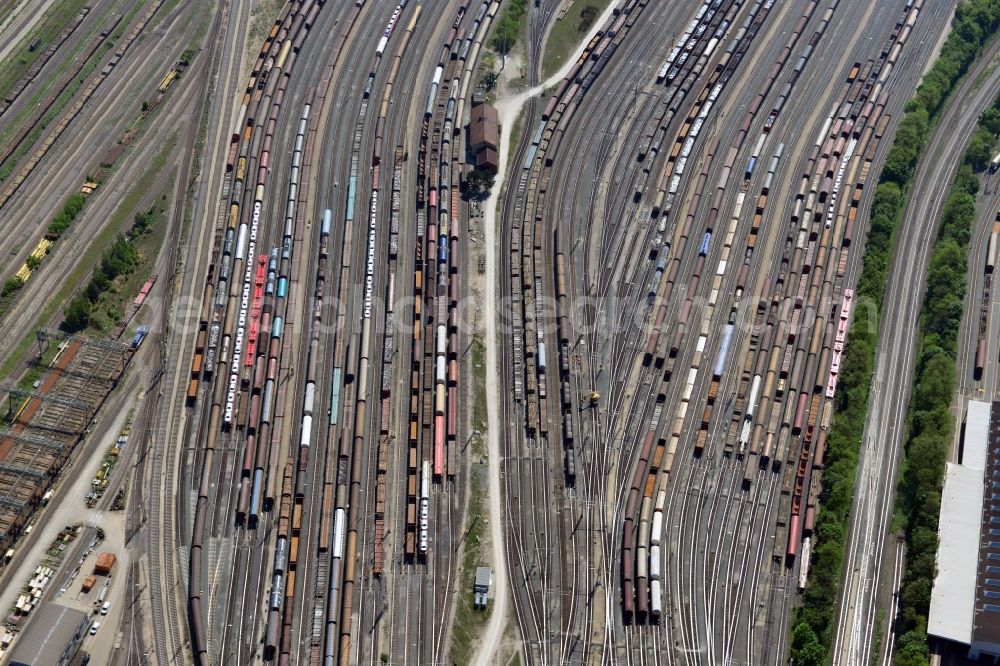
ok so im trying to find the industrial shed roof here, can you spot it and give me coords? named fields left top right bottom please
left=965, top=400, right=992, bottom=470
left=929, top=463, right=983, bottom=644
left=8, top=602, right=88, bottom=666
left=929, top=401, right=994, bottom=646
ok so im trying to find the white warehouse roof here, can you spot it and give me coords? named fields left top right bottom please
left=964, top=400, right=992, bottom=470
left=475, top=567, right=492, bottom=591
left=929, top=463, right=984, bottom=644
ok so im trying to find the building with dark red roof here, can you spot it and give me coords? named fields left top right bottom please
left=470, top=101, right=498, bottom=172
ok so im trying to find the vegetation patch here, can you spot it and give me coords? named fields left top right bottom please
left=63, top=188, right=169, bottom=334
left=789, top=2, right=1000, bottom=664
left=479, top=52, right=500, bottom=99
left=47, top=193, right=87, bottom=238
left=63, top=236, right=139, bottom=332
left=490, top=0, right=528, bottom=55
left=466, top=169, right=497, bottom=196
left=541, top=0, right=612, bottom=79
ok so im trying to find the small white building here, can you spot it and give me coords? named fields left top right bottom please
left=474, top=566, right=493, bottom=610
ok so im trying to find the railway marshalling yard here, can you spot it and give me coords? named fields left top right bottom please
left=0, top=0, right=997, bottom=665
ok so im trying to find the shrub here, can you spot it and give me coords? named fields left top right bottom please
left=2, top=277, right=23, bottom=297
left=63, top=297, right=91, bottom=332
left=46, top=193, right=86, bottom=237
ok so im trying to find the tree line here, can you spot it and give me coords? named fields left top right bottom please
left=891, top=95, right=1000, bottom=666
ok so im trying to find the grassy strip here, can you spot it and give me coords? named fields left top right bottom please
left=789, top=1, right=1000, bottom=664
left=509, top=107, right=528, bottom=156
left=19, top=342, right=61, bottom=391
left=541, top=0, right=612, bottom=79
left=450, top=335, right=489, bottom=662
left=471, top=336, right=488, bottom=456
left=0, top=0, right=123, bottom=161
left=0, top=134, right=175, bottom=380
left=106, top=0, right=145, bottom=48
left=872, top=608, right=886, bottom=666
left=0, top=29, right=110, bottom=183
left=490, top=0, right=528, bottom=55
left=450, top=476, right=487, bottom=664
left=151, top=0, right=185, bottom=30
left=0, top=0, right=88, bottom=102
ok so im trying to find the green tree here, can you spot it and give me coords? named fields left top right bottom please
left=467, top=169, right=496, bottom=193
left=2, top=277, right=23, bottom=296
left=64, top=194, right=84, bottom=216
left=64, top=297, right=91, bottom=331
left=790, top=623, right=826, bottom=666
left=880, top=107, right=929, bottom=185
left=46, top=194, right=87, bottom=237
left=965, top=126, right=994, bottom=170
left=92, top=271, right=110, bottom=292
left=894, top=630, right=931, bottom=666
left=952, top=164, right=980, bottom=198
left=133, top=209, right=153, bottom=234
left=980, top=106, right=1000, bottom=135
left=100, top=235, right=138, bottom=279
